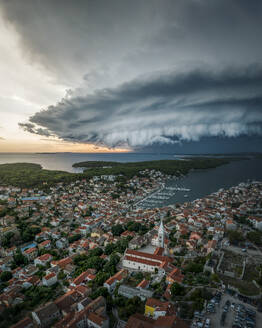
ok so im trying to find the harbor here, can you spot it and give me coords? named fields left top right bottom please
left=134, top=157, right=262, bottom=210
left=135, top=181, right=191, bottom=209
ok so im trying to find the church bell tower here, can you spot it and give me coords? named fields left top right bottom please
left=158, top=218, right=165, bottom=248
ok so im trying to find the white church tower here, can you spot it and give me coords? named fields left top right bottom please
left=158, top=218, right=165, bottom=248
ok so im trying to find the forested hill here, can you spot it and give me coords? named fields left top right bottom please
left=0, top=163, right=78, bottom=188
left=73, top=158, right=230, bottom=178
left=0, top=158, right=231, bottom=188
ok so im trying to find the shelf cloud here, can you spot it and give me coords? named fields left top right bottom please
left=19, top=65, right=262, bottom=148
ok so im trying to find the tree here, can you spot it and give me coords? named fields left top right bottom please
left=85, top=206, right=93, bottom=216
left=247, top=231, right=262, bottom=246
left=127, top=221, right=141, bottom=232
left=112, top=224, right=124, bottom=236
left=13, top=250, right=28, bottom=267
left=58, top=270, right=66, bottom=280
left=90, top=287, right=109, bottom=299
left=86, top=256, right=104, bottom=270
left=89, top=248, right=103, bottom=257
left=227, top=230, right=244, bottom=245
left=133, top=272, right=143, bottom=281
left=115, top=238, right=129, bottom=253
left=211, top=273, right=220, bottom=283
left=185, top=262, right=203, bottom=273
left=105, top=243, right=115, bottom=255
left=0, top=271, right=12, bottom=282
left=170, top=282, right=185, bottom=297
left=117, top=296, right=144, bottom=321
left=73, top=253, right=89, bottom=265
left=94, top=272, right=110, bottom=286
left=109, top=253, right=120, bottom=266
left=68, top=233, right=81, bottom=243
left=126, top=221, right=148, bottom=234
left=1, top=232, right=14, bottom=248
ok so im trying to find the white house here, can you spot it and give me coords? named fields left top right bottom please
left=43, top=272, right=57, bottom=286
left=249, top=217, right=262, bottom=231
left=226, top=219, right=237, bottom=230
left=34, top=253, right=53, bottom=266
left=103, top=269, right=127, bottom=294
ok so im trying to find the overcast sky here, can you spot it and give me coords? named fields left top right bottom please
left=0, top=0, right=262, bottom=153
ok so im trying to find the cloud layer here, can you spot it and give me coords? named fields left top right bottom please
left=19, top=65, right=262, bottom=148
left=1, top=0, right=262, bottom=151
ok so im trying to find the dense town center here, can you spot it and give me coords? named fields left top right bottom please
left=0, top=168, right=261, bottom=328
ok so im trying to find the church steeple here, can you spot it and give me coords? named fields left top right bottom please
left=158, top=218, right=165, bottom=248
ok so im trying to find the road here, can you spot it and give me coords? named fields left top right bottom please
left=223, top=245, right=262, bottom=258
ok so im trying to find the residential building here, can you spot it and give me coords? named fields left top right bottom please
left=32, top=302, right=61, bottom=327
left=103, top=269, right=128, bottom=293
left=24, top=247, right=38, bottom=261
left=145, top=298, right=170, bottom=319
left=42, top=272, right=57, bottom=287
left=166, top=267, right=184, bottom=284
left=118, top=284, right=153, bottom=301
left=225, top=219, right=236, bottom=230
left=34, top=253, right=53, bottom=266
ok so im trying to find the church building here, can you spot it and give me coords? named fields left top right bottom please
left=122, top=219, right=173, bottom=273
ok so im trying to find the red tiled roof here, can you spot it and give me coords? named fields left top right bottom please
left=104, top=276, right=115, bottom=286
left=24, top=247, right=37, bottom=254
left=155, top=315, right=177, bottom=328
left=137, top=279, right=149, bottom=289
left=37, top=253, right=52, bottom=261
left=105, top=269, right=126, bottom=285
left=57, top=257, right=72, bottom=268
left=73, top=271, right=90, bottom=285
left=207, top=240, right=217, bottom=248
left=125, top=249, right=170, bottom=263
left=125, top=255, right=160, bottom=267
left=167, top=267, right=184, bottom=283
left=44, top=272, right=56, bottom=281
left=126, top=313, right=154, bottom=328
left=26, top=275, right=40, bottom=285
left=39, top=239, right=51, bottom=246
left=88, top=312, right=106, bottom=326
left=154, top=247, right=164, bottom=256
left=146, top=298, right=169, bottom=311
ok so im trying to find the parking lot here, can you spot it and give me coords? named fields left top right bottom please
left=207, top=293, right=262, bottom=328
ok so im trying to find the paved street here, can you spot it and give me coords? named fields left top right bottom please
left=207, top=293, right=262, bottom=328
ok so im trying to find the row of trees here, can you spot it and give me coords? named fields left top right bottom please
left=111, top=221, right=149, bottom=237
left=104, top=237, right=131, bottom=255
left=73, top=248, right=120, bottom=283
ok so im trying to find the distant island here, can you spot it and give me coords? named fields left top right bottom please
left=73, top=158, right=231, bottom=177
left=35, top=152, right=57, bottom=154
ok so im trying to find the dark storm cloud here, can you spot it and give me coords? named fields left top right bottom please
left=18, top=66, right=262, bottom=147
left=18, top=123, right=52, bottom=137
left=1, top=0, right=262, bottom=149
left=1, top=0, right=262, bottom=85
